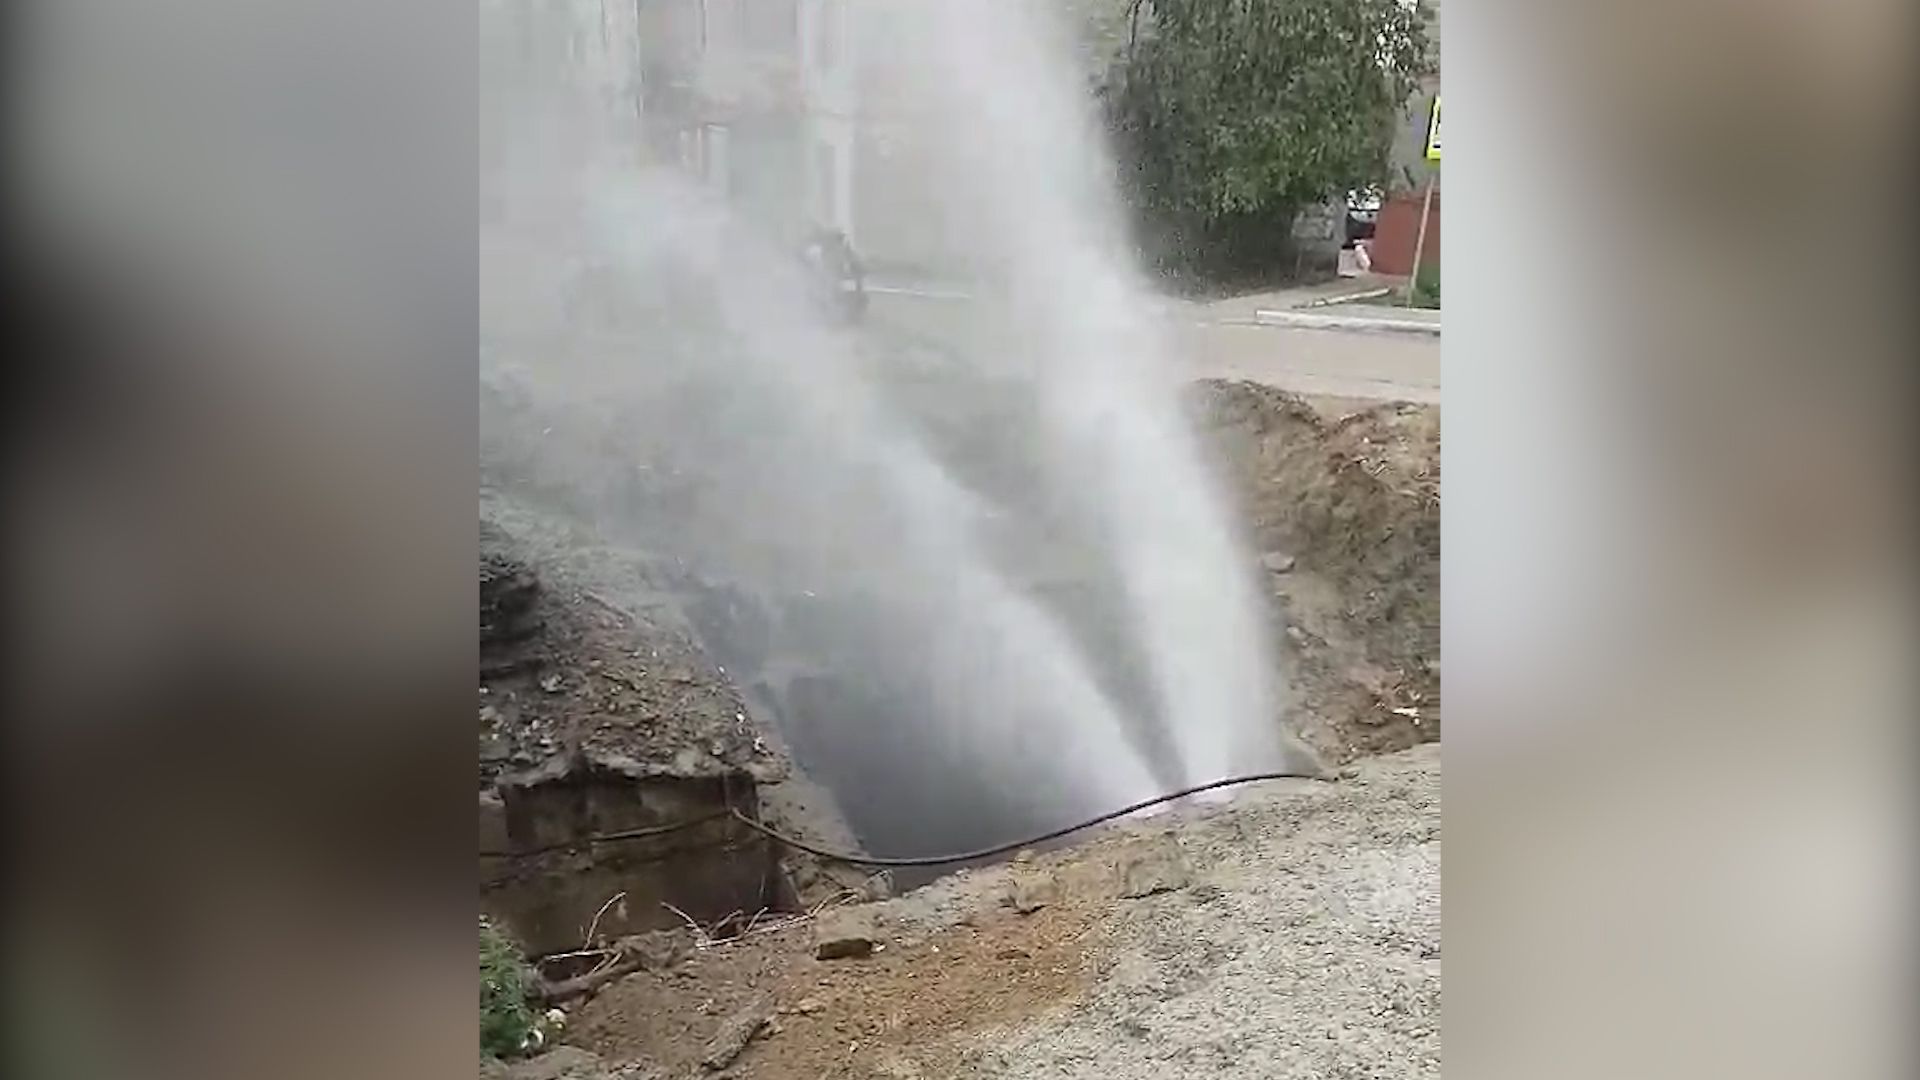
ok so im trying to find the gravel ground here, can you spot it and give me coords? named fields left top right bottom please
left=558, top=743, right=1439, bottom=1080
left=963, top=743, right=1440, bottom=1080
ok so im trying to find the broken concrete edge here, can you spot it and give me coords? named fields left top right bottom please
left=482, top=752, right=757, bottom=865
left=493, top=745, right=777, bottom=792
left=1243, top=309, right=1441, bottom=336
left=481, top=757, right=877, bottom=898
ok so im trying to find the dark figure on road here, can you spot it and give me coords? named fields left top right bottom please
left=800, top=226, right=867, bottom=325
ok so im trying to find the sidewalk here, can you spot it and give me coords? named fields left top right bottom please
left=1246, top=303, right=1439, bottom=336
left=1193, top=275, right=1440, bottom=336
left=1190, top=273, right=1400, bottom=319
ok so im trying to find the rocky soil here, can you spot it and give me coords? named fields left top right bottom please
left=479, top=493, right=875, bottom=922
left=485, top=744, right=1438, bottom=1080
left=479, top=508, right=775, bottom=791
left=1193, top=380, right=1441, bottom=764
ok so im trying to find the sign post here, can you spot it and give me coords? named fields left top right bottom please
left=1405, top=96, right=1440, bottom=307
left=1423, top=96, right=1441, bottom=163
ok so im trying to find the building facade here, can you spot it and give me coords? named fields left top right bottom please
left=635, top=0, right=855, bottom=239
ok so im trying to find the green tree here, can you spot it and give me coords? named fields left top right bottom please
left=1104, top=0, right=1430, bottom=281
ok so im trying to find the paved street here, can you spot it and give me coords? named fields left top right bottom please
left=865, top=286, right=1440, bottom=405
left=1169, top=316, right=1438, bottom=403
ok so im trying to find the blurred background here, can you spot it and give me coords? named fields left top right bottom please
left=1447, top=1, right=1913, bottom=1078
left=7, top=3, right=474, bottom=1080
left=4, top=1, right=1913, bottom=1079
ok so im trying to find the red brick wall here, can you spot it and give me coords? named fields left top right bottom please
left=1371, top=190, right=1440, bottom=277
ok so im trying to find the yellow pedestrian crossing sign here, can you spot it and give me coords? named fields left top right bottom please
left=1425, top=96, right=1441, bottom=161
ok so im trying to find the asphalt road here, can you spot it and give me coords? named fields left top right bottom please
left=865, top=288, right=1440, bottom=405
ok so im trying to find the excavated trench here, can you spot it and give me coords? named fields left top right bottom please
left=669, top=576, right=1159, bottom=893
left=476, top=525, right=1191, bottom=956
left=478, top=379, right=1440, bottom=960
left=684, top=577, right=1160, bottom=856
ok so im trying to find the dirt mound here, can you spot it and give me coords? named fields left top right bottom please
left=1191, top=380, right=1439, bottom=762
left=481, top=512, right=797, bottom=956
left=573, top=899, right=1105, bottom=1080
left=480, top=499, right=879, bottom=957
left=479, top=514, right=778, bottom=787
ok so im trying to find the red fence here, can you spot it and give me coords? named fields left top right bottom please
left=1370, top=190, right=1439, bottom=277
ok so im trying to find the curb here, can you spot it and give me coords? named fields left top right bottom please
left=864, top=284, right=974, bottom=301
left=1301, top=287, right=1394, bottom=308
left=1248, top=308, right=1441, bottom=337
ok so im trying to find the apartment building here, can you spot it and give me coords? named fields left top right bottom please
left=637, top=0, right=854, bottom=239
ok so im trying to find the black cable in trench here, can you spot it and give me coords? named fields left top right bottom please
left=731, top=769, right=1316, bottom=868
left=479, top=810, right=731, bottom=859
left=481, top=770, right=1317, bottom=867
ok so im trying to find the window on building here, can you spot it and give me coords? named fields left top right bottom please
left=705, top=125, right=732, bottom=192
left=740, top=0, right=798, bottom=53
left=813, top=140, right=837, bottom=226
left=816, top=0, right=840, bottom=71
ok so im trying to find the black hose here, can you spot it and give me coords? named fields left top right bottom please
left=481, top=770, right=1321, bottom=867
left=729, top=769, right=1318, bottom=868
left=479, top=809, right=730, bottom=859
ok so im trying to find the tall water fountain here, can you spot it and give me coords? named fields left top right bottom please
left=480, top=0, right=1304, bottom=859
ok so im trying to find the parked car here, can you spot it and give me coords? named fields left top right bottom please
left=1344, top=191, right=1382, bottom=247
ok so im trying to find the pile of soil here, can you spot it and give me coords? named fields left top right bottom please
left=1191, top=380, right=1440, bottom=763
left=479, top=515, right=779, bottom=788
left=480, top=498, right=878, bottom=947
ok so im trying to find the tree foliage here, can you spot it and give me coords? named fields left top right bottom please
left=1104, top=0, right=1431, bottom=278
left=480, top=919, right=536, bottom=1059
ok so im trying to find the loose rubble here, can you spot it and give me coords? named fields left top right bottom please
left=558, top=746, right=1439, bottom=1080
left=813, top=908, right=881, bottom=960
left=699, top=997, right=773, bottom=1072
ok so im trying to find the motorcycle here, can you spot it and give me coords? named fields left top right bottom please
left=800, top=227, right=867, bottom=325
